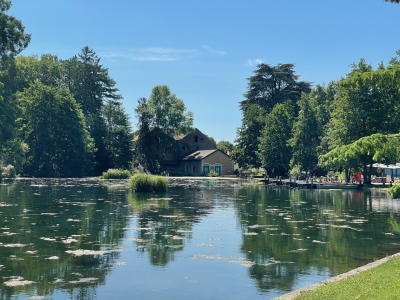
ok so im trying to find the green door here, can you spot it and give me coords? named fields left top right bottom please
left=203, top=165, right=210, bottom=175
left=215, top=165, right=221, bottom=176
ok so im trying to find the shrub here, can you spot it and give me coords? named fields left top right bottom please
left=207, top=170, right=219, bottom=177
left=129, top=173, right=167, bottom=192
left=389, top=184, right=400, bottom=199
left=2, top=165, right=16, bottom=179
left=101, top=169, right=131, bottom=179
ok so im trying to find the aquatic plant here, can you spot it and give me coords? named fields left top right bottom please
left=207, top=170, right=219, bottom=177
left=388, top=183, right=400, bottom=199
left=129, top=173, right=167, bottom=192
left=100, top=169, right=131, bottom=179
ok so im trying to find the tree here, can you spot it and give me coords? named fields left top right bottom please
left=240, top=63, right=311, bottom=114
left=289, top=94, right=320, bottom=174
left=147, top=85, right=193, bottom=136
left=257, top=102, right=294, bottom=176
left=64, top=47, right=123, bottom=174
left=102, top=101, right=133, bottom=170
left=0, top=0, right=30, bottom=148
left=327, top=62, right=400, bottom=148
left=319, top=133, right=400, bottom=184
left=0, top=0, right=31, bottom=59
left=18, top=82, right=94, bottom=177
left=385, top=0, right=400, bottom=3
left=231, top=104, right=265, bottom=169
left=217, top=140, right=234, bottom=154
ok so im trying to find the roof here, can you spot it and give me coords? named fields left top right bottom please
left=181, top=149, right=221, bottom=161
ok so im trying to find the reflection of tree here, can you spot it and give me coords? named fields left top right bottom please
left=0, top=179, right=130, bottom=300
left=233, top=185, right=400, bottom=293
left=127, top=186, right=216, bottom=266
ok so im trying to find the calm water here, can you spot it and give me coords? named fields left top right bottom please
left=0, top=178, right=400, bottom=299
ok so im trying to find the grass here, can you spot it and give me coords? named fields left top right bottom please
left=100, top=169, right=131, bottom=179
left=129, top=173, right=167, bottom=192
left=295, top=256, right=400, bottom=300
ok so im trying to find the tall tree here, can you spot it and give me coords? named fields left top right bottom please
left=102, top=101, right=133, bottom=170
left=64, top=47, right=123, bottom=174
left=231, top=104, right=265, bottom=169
left=217, top=140, right=234, bottom=154
left=327, top=62, right=400, bottom=148
left=289, top=94, right=320, bottom=174
left=257, top=102, right=294, bottom=176
left=18, top=82, right=94, bottom=177
left=147, top=85, right=193, bottom=136
left=240, top=63, right=311, bottom=114
left=0, top=0, right=30, bottom=148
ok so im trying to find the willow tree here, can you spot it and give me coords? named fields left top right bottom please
left=319, top=133, right=400, bottom=184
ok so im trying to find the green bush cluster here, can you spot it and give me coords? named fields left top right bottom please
left=206, top=170, right=219, bottom=177
left=1, top=165, right=17, bottom=179
left=100, top=169, right=131, bottom=179
left=129, top=173, right=167, bottom=192
left=389, top=183, right=400, bottom=199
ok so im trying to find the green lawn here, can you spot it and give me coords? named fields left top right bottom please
left=295, top=257, right=400, bottom=300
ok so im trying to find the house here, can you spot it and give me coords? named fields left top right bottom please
left=180, top=149, right=234, bottom=176
left=134, top=128, right=234, bottom=176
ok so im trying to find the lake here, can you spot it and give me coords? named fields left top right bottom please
left=0, top=178, right=399, bottom=299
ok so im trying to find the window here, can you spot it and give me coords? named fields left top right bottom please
left=192, top=165, right=196, bottom=173
left=194, top=136, right=198, bottom=143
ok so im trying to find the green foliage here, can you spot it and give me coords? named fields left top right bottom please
left=0, top=0, right=31, bottom=58
left=258, top=102, right=294, bottom=175
left=18, top=82, right=95, bottom=177
left=232, top=104, right=265, bottom=168
left=240, top=63, right=311, bottom=113
left=289, top=165, right=302, bottom=178
left=319, top=133, right=400, bottom=184
left=101, top=169, right=131, bottom=179
left=385, top=0, right=400, bottom=3
left=129, top=173, right=167, bottom=192
left=206, top=170, right=219, bottom=177
left=217, top=140, right=234, bottom=154
left=327, top=63, right=400, bottom=148
left=148, top=85, right=193, bottom=136
left=388, top=184, right=400, bottom=199
left=289, top=93, right=320, bottom=173
left=1, top=164, right=16, bottom=178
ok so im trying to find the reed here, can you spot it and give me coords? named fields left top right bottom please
left=100, top=169, right=131, bottom=179
left=129, top=173, right=167, bottom=192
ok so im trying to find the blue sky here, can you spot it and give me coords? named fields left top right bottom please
left=9, top=0, right=400, bottom=142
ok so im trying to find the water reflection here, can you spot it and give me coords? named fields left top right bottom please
left=234, top=185, right=400, bottom=293
left=1, top=179, right=400, bottom=299
left=0, top=179, right=130, bottom=300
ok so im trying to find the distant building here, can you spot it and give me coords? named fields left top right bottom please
left=134, top=128, right=234, bottom=176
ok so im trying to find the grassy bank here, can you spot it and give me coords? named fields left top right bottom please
left=289, top=255, right=400, bottom=300
left=129, top=173, right=167, bottom=192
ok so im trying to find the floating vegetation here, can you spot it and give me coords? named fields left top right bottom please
left=243, top=232, right=258, bottom=236
left=115, top=261, right=127, bottom=266
left=0, top=243, right=26, bottom=247
left=62, top=238, right=78, bottom=244
left=289, top=249, right=308, bottom=253
left=67, top=219, right=81, bottom=222
left=3, top=276, right=35, bottom=287
left=129, top=174, right=167, bottom=192
left=312, top=240, right=328, bottom=244
left=40, top=237, right=56, bottom=242
left=67, top=277, right=98, bottom=284
left=196, top=244, right=214, bottom=247
left=46, top=256, right=59, bottom=260
left=65, top=249, right=110, bottom=256
left=129, top=238, right=146, bottom=243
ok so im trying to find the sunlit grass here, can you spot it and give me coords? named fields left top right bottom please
left=129, top=173, right=167, bottom=192
left=100, top=169, right=131, bottom=179
left=296, top=257, right=400, bottom=300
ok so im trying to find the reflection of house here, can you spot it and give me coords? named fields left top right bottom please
left=135, top=128, right=234, bottom=176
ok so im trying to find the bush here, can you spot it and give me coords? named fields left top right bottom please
left=207, top=170, right=219, bottom=177
left=129, top=173, right=167, bottom=192
left=389, top=184, right=400, bottom=199
left=2, top=165, right=16, bottom=179
left=101, top=169, right=131, bottom=179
